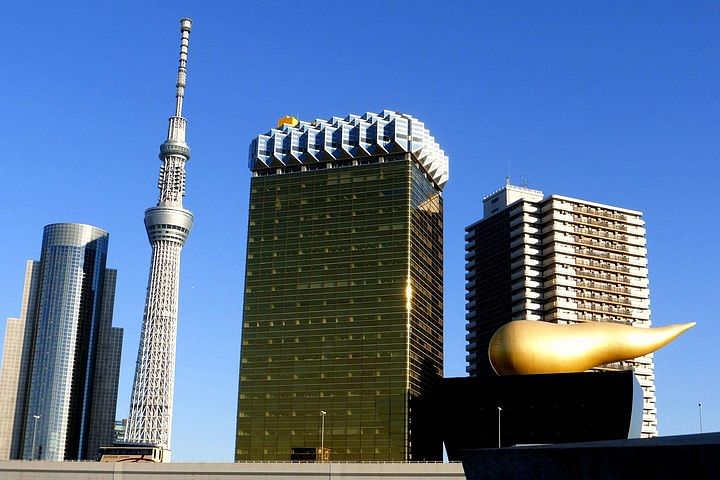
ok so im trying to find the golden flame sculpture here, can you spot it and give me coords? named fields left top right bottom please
left=488, top=320, right=695, bottom=375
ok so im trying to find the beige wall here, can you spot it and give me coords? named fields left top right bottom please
left=0, top=461, right=465, bottom=480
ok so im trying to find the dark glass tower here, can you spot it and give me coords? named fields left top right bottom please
left=236, top=111, right=448, bottom=462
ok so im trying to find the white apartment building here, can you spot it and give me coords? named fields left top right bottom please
left=465, top=184, right=656, bottom=437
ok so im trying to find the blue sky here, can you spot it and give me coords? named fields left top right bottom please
left=0, top=2, right=717, bottom=461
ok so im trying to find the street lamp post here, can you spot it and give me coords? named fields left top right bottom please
left=320, top=410, right=327, bottom=462
left=699, top=403, right=703, bottom=434
left=31, top=415, right=40, bottom=461
left=497, top=407, right=502, bottom=448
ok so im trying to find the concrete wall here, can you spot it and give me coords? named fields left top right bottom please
left=0, top=461, right=465, bottom=480
left=462, top=433, right=720, bottom=480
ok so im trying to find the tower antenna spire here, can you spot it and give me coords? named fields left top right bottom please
left=174, top=18, right=192, bottom=118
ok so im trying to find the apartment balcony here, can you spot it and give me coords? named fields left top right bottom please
left=510, top=228, right=542, bottom=243
left=571, top=214, right=629, bottom=232
left=510, top=202, right=540, bottom=215
left=544, top=299, right=578, bottom=310
left=626, top=245, right=647, bottom=256
left=544, top=277, right=577, bottom=289
left=510, top=257, right=542, bottom=270
left=542, top=255, right=578, bottom=269
left=573, top=226, right=630, bottom=243
left=574, top=247, right=648, bottom=267
left=636, top=377, right=655, bottom=388
left=630, top=355, right=653, bottom=366
left=512, top=278, right=542, bottom=292
left=511, top=289, right=543, bottom=302
left=634, top=367, right=654, bottom=377
left=510, top=245, right=541, bottom=258
left=572, top=205, right=645, bottom=227
left=511, top=267, right=543, bottom=281
left=544, top=264, right=575, bottom=277
left=510, top=236, right=541, bottom=249
left=574, top=303, right=648, bottom=320
left=574, top=237, right=636, bottom=254
left=549, top=286, right=574, bottom=297
left=542, top=242, right=575, bottom=256
left=544, top=231, right=575, bottom=245
left=574, top=280, right=649, bottom=299
left=623, top=224, right=646, bottom=236
left=541, top=210, right=573, bottom=224
left=575, top=292, right=633, bottom=306
left=509, top=212, right=540, bottom=227
left=542, top=221, right=574, bottom=235
left=577, top=300, right=635, bottom=317
left=544, top=311, right=579, bottom=322
left=512, top=298, right=543, bottom=310
left=574, top=258, right=635, bottom=275
left=569, top=216, right=645, bottom=237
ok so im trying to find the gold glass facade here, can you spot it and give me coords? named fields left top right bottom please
left=236, top=154, right=443, bottom=461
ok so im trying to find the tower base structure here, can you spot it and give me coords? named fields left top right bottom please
left=438, top=371, right=643, bottom=461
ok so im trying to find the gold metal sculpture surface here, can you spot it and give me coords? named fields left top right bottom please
left=488, top=320, right=695, bottom=375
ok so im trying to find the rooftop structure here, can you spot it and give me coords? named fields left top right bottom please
left=248, top=110, right=448, bottom=188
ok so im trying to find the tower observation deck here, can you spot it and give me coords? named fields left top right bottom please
left=124, top=18, right=194, bottom=459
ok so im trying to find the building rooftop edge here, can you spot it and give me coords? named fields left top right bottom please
left=465, top=185, right=644, bottom=231
left=43, top=223, right=109, bottom=235
left=247, top=110, right=449, bottom=189
left=482, top=183, right=544, bottom=201
left=547, top=194, right=643, bottom=216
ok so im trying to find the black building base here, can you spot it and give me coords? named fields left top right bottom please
left=439, top=371, right=642, bottom=460
left=462, top=433, right=720, bottom=480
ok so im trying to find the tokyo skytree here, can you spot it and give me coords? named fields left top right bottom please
left=125, top=18, right=194, bottom=456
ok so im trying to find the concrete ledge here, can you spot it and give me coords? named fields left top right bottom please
left=0, top=461, right=465, bottom=479
left=462, top=433, right=720, bottom=480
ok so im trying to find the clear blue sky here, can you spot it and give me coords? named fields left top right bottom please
left=1, top=2, right=718, bottom=461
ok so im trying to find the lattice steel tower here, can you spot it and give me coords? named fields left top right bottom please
left=125, top=18, right=194, bottom=455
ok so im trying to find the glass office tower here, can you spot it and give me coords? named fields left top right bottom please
left=0, top=223, right=123, bottom=461
left=236, top=111, right=448, bottom=462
